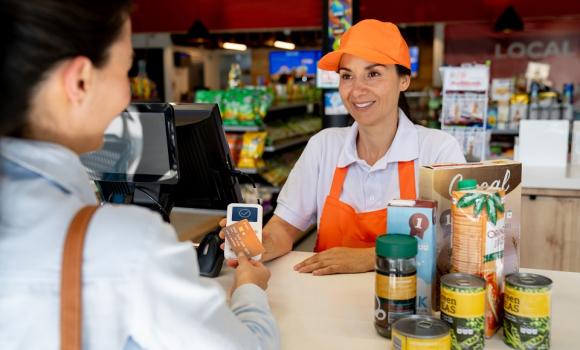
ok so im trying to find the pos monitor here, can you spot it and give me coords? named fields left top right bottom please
left=81, top=103, right=242, bottom=221
left=171, top=103, right=243, bottom=210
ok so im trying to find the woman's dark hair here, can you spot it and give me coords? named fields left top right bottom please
left=395, top=64, right=416, bottom=124
left=0, top=0, right=133, bottom=137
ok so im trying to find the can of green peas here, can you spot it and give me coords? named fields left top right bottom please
left=440, top=273, right=485, bottom=350
left=503, top=273, right=552, bottom=350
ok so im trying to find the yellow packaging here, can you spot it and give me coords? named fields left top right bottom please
left=391, top=331, right=451, bottom=350
left=391, top=316, right=451, bottom=350
left=238, top=131, right=267, bottom=169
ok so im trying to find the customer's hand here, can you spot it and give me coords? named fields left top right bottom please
left=293, top=247, right=375, bottom=276
left=233, top=253, right=271, bottom=291
left=218, top=218, right=276, bottom=267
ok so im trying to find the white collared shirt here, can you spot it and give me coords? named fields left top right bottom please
left=0, top=138, right=279, bottom=350
left=275, top=110, right=466, bottom=231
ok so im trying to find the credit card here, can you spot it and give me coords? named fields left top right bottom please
left=223, top=219, right=265, bottom=258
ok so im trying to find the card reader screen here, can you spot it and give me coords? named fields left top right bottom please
left=231, top=206, right=258, bottom=222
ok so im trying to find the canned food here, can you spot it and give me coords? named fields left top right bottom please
left=504, top=273, right=552, bottom=350
left=391, top=315, right=450, bottom=350
left=440, top=273, right=485, bottom=350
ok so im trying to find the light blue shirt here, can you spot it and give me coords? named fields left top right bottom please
left=0, top=137, right=279, bottom=349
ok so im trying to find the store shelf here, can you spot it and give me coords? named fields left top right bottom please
left=223, top=125, right=264, bottom=132
left=491, top=129, right=519, bottom=135
left=268, top=101, right=315, bottom=112
left=264, top=134, right=313, bottom=153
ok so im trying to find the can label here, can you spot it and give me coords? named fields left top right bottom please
left=441, top=285, right=485, bottom=350
left=504, top=285, right=551, bottom=349
left=391, top=329, right=451, bottom=350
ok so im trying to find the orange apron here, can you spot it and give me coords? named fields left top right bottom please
left=314, top=161, right=417, bottom=252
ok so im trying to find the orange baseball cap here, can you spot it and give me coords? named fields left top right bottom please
left=318, top=19, right=410, bottom=72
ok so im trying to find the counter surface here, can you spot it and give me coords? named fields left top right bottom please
left=214, top=251, right=579, bottom=350
left=523, top=164, right=580, bottom=190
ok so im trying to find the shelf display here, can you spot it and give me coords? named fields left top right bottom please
left=441, top=65, right=490, bottom=161
left=195, top=87, right=273, bottom=127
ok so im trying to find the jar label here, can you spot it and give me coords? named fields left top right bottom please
left=376, top=273, right=416, bottom=301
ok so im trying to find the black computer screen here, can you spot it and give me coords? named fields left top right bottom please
left=171, top=103, right=242, bottom=209
left=80, top=104, right=178, bottom=184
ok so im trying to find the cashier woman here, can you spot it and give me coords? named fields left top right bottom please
left=223, top=20, right=465, bottom=275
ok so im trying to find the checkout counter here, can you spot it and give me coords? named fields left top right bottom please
left=213, top=252, right=579, bottom=349
left=521, top=165, right=580, bottom=272
left=170, top=214, right=580, bottom=349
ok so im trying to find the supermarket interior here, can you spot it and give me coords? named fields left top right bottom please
left=3, top=0, right=580, bottom=349
left=129, top=0, right=580, bottom=266
left=123, top=1, right=580, bottom=346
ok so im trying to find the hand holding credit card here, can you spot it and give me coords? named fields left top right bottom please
left=223, top=219, right=265, bottom=259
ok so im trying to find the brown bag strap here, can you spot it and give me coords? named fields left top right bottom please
left=61, top=205, right=99, bottom=350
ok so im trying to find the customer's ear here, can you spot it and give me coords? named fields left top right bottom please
left=62, top=56, right=94, bottom=107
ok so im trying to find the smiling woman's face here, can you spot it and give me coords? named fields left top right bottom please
left=338, top=54, right=409, bottom=127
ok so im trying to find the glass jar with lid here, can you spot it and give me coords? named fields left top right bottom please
left=374, top=234, right=418, bottom=338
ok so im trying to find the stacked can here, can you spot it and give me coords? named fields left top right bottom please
left=504, top=273, right=552, bottom=350
left=440, top=273, right=485, bottom=350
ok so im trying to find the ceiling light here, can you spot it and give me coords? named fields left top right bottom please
left=273, top=40, right=296, bottom=50
left=222, top=42, right=247, bottom=51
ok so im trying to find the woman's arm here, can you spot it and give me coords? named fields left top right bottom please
left=261, top=214, right=303, bottom=262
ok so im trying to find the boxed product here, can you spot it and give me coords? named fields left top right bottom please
left=386, top=199, right=437, bottom=315
left=419, top=160, right=522, bottom=310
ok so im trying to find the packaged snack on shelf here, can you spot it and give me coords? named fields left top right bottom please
left=195, top=90, right=224, bottom=115
left=238, top=132, right=267, bottom=169
left=222, top=89, right=241, bottom=125
left=451, top=179, right=506, bottom=337
left=419, top=160, right=521, bottom=313
left=511, top=95, right=528, bottom=128
left=225, top=133, right=243, bottom=167
left=238, top=89, right=257, bottom=126
left=386, top=199, right=438, bottom=315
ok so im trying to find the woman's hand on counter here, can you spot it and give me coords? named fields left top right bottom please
left=293, top=247, right=375, bottom=276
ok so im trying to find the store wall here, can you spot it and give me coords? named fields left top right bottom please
left=132, top=0, right=580, bottom=32
left=132, top=0, right=320, bottom=32
left=445, top=18, right=580, bottom=93
left=360, top=0, right=580, bottom=24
